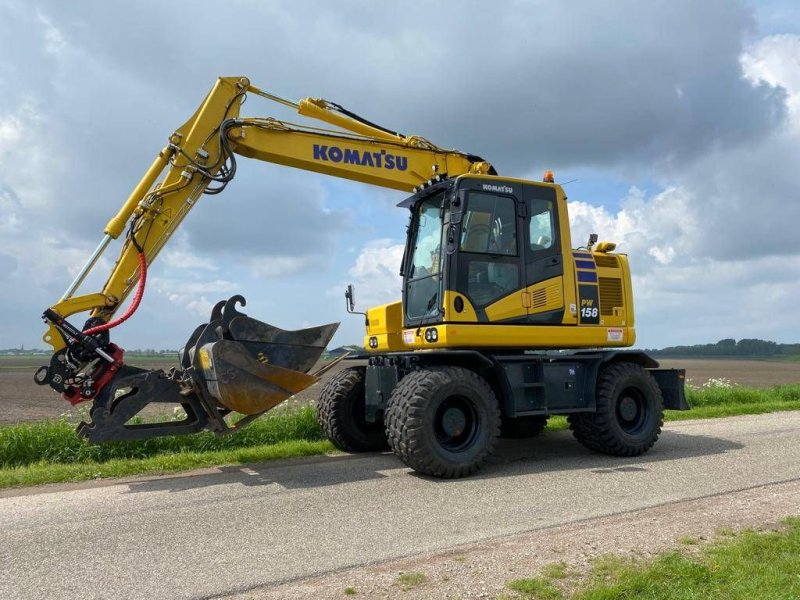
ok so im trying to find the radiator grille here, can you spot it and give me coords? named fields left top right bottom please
left=594, top=255, right=619, bottom=269
left=532, top=287, right=548, bottom=308
left=598, top=277, right=624, bottom=316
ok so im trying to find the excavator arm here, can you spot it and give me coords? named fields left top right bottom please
left=35, top=76, right=495, bottom=443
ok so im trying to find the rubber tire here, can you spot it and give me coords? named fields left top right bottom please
left=500, top=415, right=549, bottom=439
left=568, top=362, right=664, bottom=456
left=316, top=366, right=388, bottom=452
left=384, top=366, right=501, bottom=478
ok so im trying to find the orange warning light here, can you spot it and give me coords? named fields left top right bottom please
left=543, top=170, right=555, bottom=183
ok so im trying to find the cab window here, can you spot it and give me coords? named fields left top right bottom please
left=458, top=192, right=520, bottom=306
left=529, top=200, right=555, bottom=251
left=460, top=193, right=517, bottom=256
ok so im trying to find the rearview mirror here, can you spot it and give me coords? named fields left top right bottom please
left=345, top=284, right=356, bottom=313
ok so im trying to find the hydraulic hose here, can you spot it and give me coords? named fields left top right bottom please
left=82, top=252, right=147, bottom=336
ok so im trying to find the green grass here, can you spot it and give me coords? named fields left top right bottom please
left=577, top=518, right=800, bottom=599
left=542, top=384, right=800, bottom=433
left=506, top=518, right=800, bottom=599
left=507, top=576, right=564, bottom=599
left=541, top=562, right=572, bottom=580
left=0, top=406, right=334, bottom=488
left=1, top=384, right=800, bottom=489
left=395, top=572, right=427, bottom=590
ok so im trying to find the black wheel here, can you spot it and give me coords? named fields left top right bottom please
left=316, top=366, right=388, bottom=452
left=500, top=415, right=549, bottom=439
left=568, top=362, right=663, bottom=456
left=384, top=366, right=501, bottom=478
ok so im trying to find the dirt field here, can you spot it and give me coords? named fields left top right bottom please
left=0, top=354, right=351, bottom=425
left=658, top=358, right=800, bottom=388
left=0, top=355, right=797, bottom=425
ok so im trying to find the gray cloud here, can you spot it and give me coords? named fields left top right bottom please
left=26, top=0, right=787, bottom=176
left=180, top=164, right=352, bottom=265
left=0, top=0, right=798, bottom=349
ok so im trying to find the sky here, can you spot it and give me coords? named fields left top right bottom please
left=1, top=0, right=799, bottom=351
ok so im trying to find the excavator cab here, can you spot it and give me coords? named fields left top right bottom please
left=401, top=175, right=566, bottom=330
left=364, top=173, right=634, bottom=352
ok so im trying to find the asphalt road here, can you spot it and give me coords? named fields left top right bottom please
left=2, top=412, right=799, bottom=599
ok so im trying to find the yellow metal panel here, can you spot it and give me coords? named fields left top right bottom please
left=402, top=323, right=634, bottom=350
left=366, top=301, right=403, bottom=335
left=231, top=124, right=483, bottom=192
left=484, top=291, right=526, bottom=322
left=442, top=290, right=478, bottom=322
left=482, top=276, right=564, bottom=323
left=41, top=293, right=114, bottom=350
left=619, top=254, right=636, bottom=328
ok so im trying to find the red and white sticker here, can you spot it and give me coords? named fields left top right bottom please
left=403, top=330, right=416, bottom=345
left=607, top=328, right=624, bottom=342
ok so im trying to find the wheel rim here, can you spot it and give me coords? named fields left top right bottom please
left=348, top=389, right=382, bottom=433
left=434, top=395, right=479, bottom=452
left=615, top=387, right=647, bottom=434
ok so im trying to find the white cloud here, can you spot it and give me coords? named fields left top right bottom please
left=149, top=278, right=238, bottom=318
left=35, top=8, right=67, bottom=56
left=742, top=34, right=800, bottom=130
left=331, top=239, right=404, bottom=310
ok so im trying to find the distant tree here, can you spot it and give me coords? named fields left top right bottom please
left=651, top=337, right=789, bottom=357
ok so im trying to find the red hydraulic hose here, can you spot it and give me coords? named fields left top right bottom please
left=83, top=252, right=147, bottom=336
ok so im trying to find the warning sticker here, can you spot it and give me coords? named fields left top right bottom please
left=607, top=328, right=624, bottom=342
left=403, top=330, right=415, bottom=345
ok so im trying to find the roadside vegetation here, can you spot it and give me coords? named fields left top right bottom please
left=503, top=517, right=800, bottom=599
left=1, top=383, right=799, bottom=489
left=0, top=406, right=333, bottom=488
left=542, top=381, right=800, bottom=433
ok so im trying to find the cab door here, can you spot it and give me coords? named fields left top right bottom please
left=522, top=184, right=565, bottom=323
left=450, top=183, right=528, bottom=323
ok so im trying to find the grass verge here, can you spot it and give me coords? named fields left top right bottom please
left=2, top=384, right=799, bottom=489
left=0, top=406, right=334, bottom=488
left=543, top=383, right=800, bottom=432
left=506, top=517, right=800, bottom=599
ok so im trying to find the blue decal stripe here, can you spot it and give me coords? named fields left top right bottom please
left=577, top=271, right=598, bottom=283
left=575, top=260, right=596, bottom=270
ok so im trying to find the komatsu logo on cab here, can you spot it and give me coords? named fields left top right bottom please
left=313, top=144, right=408, bottom=171
left=482, top=183, right=513, bottom=194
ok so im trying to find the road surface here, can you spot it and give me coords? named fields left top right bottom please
left=2, top=412, right=799, bottom=599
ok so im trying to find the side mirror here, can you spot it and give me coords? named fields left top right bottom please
left=587, top=233, right=598, bottom=250
left=345, top=284, right=369, bottom=326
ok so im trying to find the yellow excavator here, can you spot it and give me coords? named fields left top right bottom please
left=36, top=76, right=687, bottom=478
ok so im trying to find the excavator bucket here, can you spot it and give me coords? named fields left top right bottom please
left=197, top=340, right=319, bottom=415
left=58, top=295, right=340, bottom=443
left=184, top=295, right=339, bottom=415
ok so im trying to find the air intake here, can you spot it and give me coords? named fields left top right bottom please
left=598, top=277, right=623, bottom=316
left=594, top=255, right=619, bottom=269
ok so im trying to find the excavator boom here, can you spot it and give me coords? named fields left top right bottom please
left=36, top=76, right=495, bottom=443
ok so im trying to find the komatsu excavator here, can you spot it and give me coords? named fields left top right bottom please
left=36, top=76, right=687, bottom=478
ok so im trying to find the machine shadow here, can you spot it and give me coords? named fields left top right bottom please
left=480, top=429, right=744, bottom=478
left=123, top=428, right=743, bottom=494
